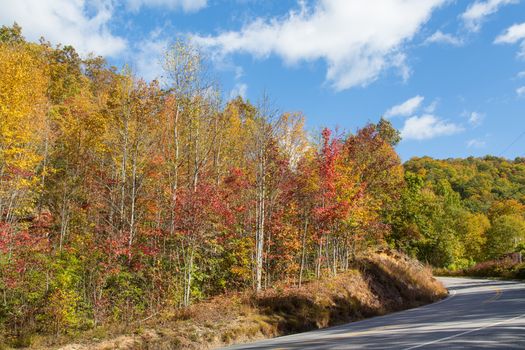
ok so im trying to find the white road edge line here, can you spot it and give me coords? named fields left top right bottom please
left=403, top=312, right=525, bottom=349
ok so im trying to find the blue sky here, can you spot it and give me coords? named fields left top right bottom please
left=2, top=0, right=525, bottom=161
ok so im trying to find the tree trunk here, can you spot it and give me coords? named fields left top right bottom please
left=255, top=147, right=266, bottom=292
left=59, top=186, right=69, bottom=252
left=183, top=245, right=194, bottom=307
left=170, top=106, right=180, bottom=238
left=120, top=117, right=129, bottom=233
left=299, top=214, right=308, bottom=287
left=128, top=150, right=137, bottom=265
left=332, top=238, right=337, bottom=276
left=316, top=236, right=323, bottom=279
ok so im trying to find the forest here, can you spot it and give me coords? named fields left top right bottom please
left=1, top=23, right=524, bottom=343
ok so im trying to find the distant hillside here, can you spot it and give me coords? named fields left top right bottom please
left=390, top=156, right=525, bottom=268
left=405, top=156, right=525, bottom=212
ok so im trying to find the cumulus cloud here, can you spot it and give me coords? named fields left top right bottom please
left=385, top=95, right=425, bottom=118
left=192, top=0, right=445, bottom=91
left=467, top=139, right=486, bottom=148
left=424, top=99, right=439, bottom=113
left=425, top=30, right=463, bottom=46
left=230, top=83, right=248, bottom=99
left=495, top=23, right=525, bottom=43
left=234, top=66, right=244, bottom=80
left=461, top=0, right=519, bottom=32
left=125, top=0, right=207, bottom=13
left=132, top=30, right=169, bottom=82
left=468, top=111, right=484, bottom=126
left=388, top=96, right=463, bottom=140
left=401, top=114, right=463, bottom=140
left=495, top=22, right=525, bottom=58
left=0, top=0, right=126, bottom=57
left=517, top=86, right=525, bottom=96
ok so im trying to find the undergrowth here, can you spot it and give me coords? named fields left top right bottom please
left=17, top=252, right=446, bottom=350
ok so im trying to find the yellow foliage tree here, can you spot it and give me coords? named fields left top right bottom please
left=0, top=42, right=48, bottom=223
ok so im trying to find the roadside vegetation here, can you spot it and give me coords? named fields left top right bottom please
left=0, top=23, right=523, bottom=349
left=47, top=252, right=445, bottom=350
left=435, top=255, right=525, bottom=280
left=402, top=157, right=525, bottom=274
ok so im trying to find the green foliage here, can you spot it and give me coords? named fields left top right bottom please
left=0, top=22, right=24, bottom=44
left=405, top=156, right=525, bottom=212
left=486, top=215, right=525, bottom=259
left=44, top=255, right=89, bottom=334
left=104, top=271, right=146, bottom=323
left=456, top=212, right=490, bottom=261
left=376, top=117, right=401, bottom=146
left=390, top=174, right=465, bottom=267
left=399, top=156, right=525, bottom=268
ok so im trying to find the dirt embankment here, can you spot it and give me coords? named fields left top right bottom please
left=39, top=252, right=446, bottom=350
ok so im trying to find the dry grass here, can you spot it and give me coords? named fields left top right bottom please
left=30, top=251, right=446, bottom=350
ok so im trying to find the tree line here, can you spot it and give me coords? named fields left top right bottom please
left=0, top=24, right=405, bottom=338
left=396, top=156, right=525, bottom=268
left=1, top=23, right=524, bottom=340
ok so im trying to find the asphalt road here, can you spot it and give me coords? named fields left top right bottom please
left=218, top=277, right=525, bottom=349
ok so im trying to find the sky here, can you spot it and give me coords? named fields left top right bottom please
left=1, top=0, right=525, bottom=161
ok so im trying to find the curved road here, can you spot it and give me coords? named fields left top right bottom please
left=219, top=277, right=525, bottom=349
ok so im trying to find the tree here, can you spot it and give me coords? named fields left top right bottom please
left=0, top=23, right=24, bottom=44
left=456, top=212, right=490, bottom=262
left=488, top=199, right=525, bottom=221
left=251, top=97, right=277, bottom=292
left=0, top=38, right=48, bottom=226
left=7, top=23, right=525, bottom=344
left=376, top=117, right=401, bottom=146
left=486, top=215, right=525, bottom=259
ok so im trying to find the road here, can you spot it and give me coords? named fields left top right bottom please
left=218, top=277, right=525, bottom=349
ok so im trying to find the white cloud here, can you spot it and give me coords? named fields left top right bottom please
left=467, top=139, right=486, bottom=148
left=425, top=30, right=463, bottom=46
left=495, top=22, right=525, bottom=58
left=132, top=30, right=168, bottom=82
left=424, top=99, right=439, bottom=113
left=234, top=66, right=244, bottom=80
left=391, top=52, right=412, bottom=82
left=401, top=114, right=463, bottom=140
left=461, top=0, right=519, bottom=32
left=230, top=83, right=248, bottom=99
left=495, top=22, right=525, bottom=43
left=385, top=95, right=424, bottom=118
left=517, top=86, right=525, bottom=96
left=518, top=71, right=525, bottom=78
left=193, top=0, right=446, bottom=91
left=0, top=0, right=126, bottom=57
left=126, top=0, right=207, bottom=13
left=468, top=111, right=484, bottom=126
